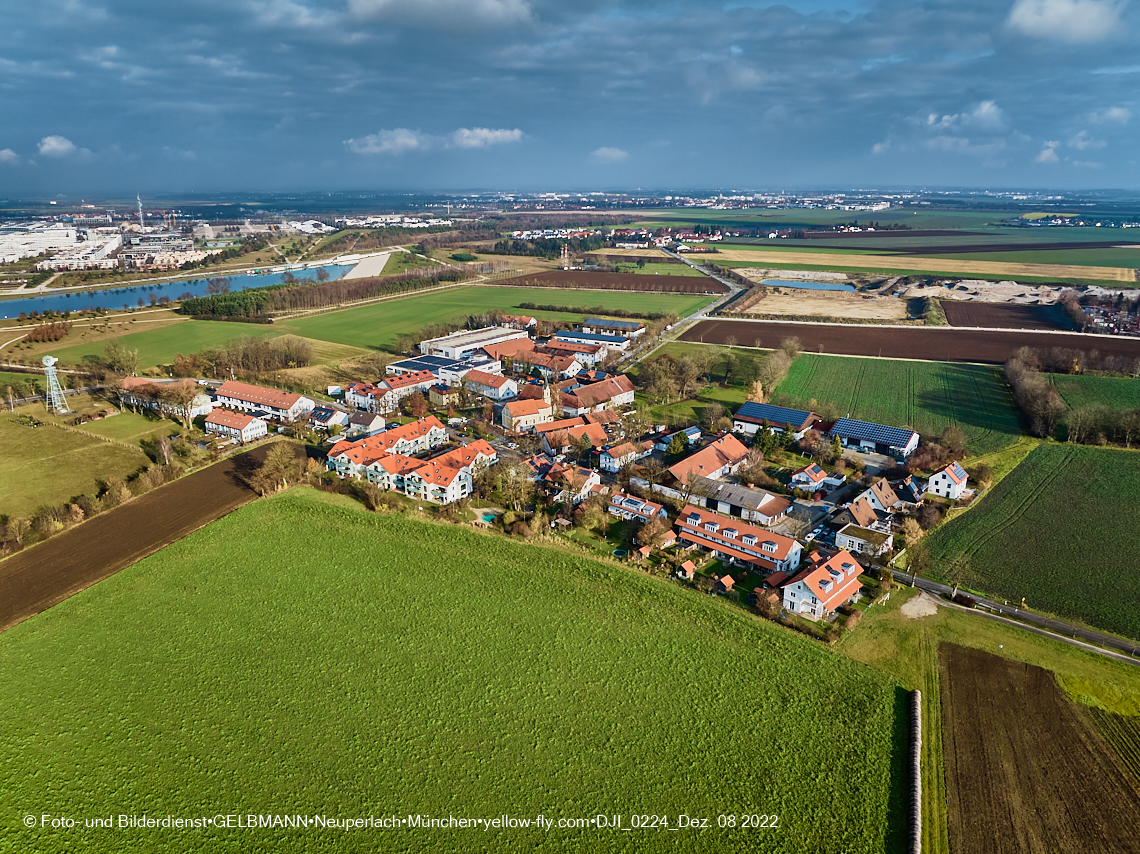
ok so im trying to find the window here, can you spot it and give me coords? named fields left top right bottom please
left=703, top=522, right=719, bottom=533
left=762, top=541, right=777, bottom=553
left=742, top=534, right=757, bottom=546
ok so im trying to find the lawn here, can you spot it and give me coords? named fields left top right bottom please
left=48, top=320, right=279, bottom=370
left=0, top=406, right=150, bottom=518
left=1049, top=373, right=1140, bottom=411
left=774, top=354, right=1024, bottom=456
left=1, top=487, right=904, bottom=854
left=632, top=341, right=766, bottom=426
left=279, top=286, right=716, bottom=351
left=81, top=409, right=184, bottom=443
left=611, top=262, right=706, bottom=276
left=924, top=444, right=1140, bottom=640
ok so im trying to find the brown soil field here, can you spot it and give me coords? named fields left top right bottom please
left=0, top=444, right=283, bottom=633
left=728, top=290, right=908, bottom=321
left=801, top=230, right=990, bottom=240
left=498, top=270, right=729, bottom=294
left=583, top=248, right=674, bottom=260
left=941, top=300, right=1070, bottom=330
left=682, top=319, right=1140, bottom=364
left=711, top=248, right=1137, bottom=283
left=940, top=643, right=1140, bottom=854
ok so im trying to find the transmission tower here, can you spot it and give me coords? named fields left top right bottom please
left=42, top=355, right=69, bottom=414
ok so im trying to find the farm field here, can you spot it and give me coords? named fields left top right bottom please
left=925, top=444, right=1140, bottom=640
left=940, top=301, right=1069, bottom=331
left=921, top=246, right=1140, bottom=268
left=773, top=354, right=1022, bottom=455
left=279, top=285, right=716, bottom=351
left=939, top=644, right=1140, bottom=854
left=45, top=319, right=278, bottom=370
left=683, top=319, right=1140, bottom=364
left=727, top=289, right=910, bottom=322
left=1, top=487, right=906, bottom=854
left=498, top=270, right=729, bottom=294
left=1048, top=373, right=1140, bottom=410
left=1087, top=707, right=1140, bottom=781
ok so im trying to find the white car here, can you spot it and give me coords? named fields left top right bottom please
left=507, top=442, right=518, bottom=450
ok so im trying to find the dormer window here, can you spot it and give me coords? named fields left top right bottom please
left=742, top=534, right=757, bottom=546
left=723, top=529, right=737, bottom=540
left=687, top=513, right=701, bottom=525
left=762, top=541, right=777, bottom=553
left=704, top=522, right=719, bottom=533
left=819, top=579, right=832, bottom=591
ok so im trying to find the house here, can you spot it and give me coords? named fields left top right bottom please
left=481, top=337, right=537, bottom=364
left=829, top=417, right=920, bottom=459
left=675, top=505, right=803, bottom=575
left=512, top=350, right=582, bottom=381
left=463, top=369, right=518, bottom=401
left=699, top=481, right=793, bottom=526
left=344, top=371, right=436, bottom=413
left=419, top=326, right=529, bottom=360
left=399, top=440, right=498, bottom=504
left=715, top=574, right=736, bottom=594
left=428, top=383, right=462, bottom=409
left=559, top=374, right=636, bottom=416
left=836, top=524, right=894, bottom=557
left=667, top=434, right=750, bottom=484
left=345, top=411, right=385, bottom=439
left=522, top=452, right=555, bottom=481
left=541, top=340, right=606, bottom=366
left=309, top=406, right=349, bottom=432
left=327, top=416, right=449, bottom=479
left=608, top=490, right=668, bottom=523
left=653, top=426, right=701, bottom=451
left=676, top=560, right=697, bottom=581
left=732, top=402, right=818, bottom=439
left=599, top=440, right=654, bottom=472
left=387, top=354, right=501, bottom=386
left=118, top=377, right=212, bottom=420
left=501, top=314, right=537, bottom=329
left=895, top=475, right=924, bottom=505
left=543, top=462, right=602, bottom=505
left=204, top=409, right=268, bottom=443
left=553, top=330, right=630, bottom=352
left=855, top=479, right=903, bottom=514
left=791, top=463, right=828, bottom=489
left=833, top=496, right=889, bottom=532
left=502, top=396, right=555, bottom=433
left=537, top=418, right=608, bottom=456
left=782, top=550, right=864, bottom=618
left=580, top=318, right=646, bottom=338
left=215, top=380, right=315, bottom=422
left=928, top=461, right=969, bottom=500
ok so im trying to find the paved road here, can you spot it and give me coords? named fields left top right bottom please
left=905, top=574, right=1140, bottom=665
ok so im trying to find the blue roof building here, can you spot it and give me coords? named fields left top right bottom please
left=732, top=401, right=818, bottom=439
left=829, top=418, right=920, bottom=458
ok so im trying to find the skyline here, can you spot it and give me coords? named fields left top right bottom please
left=1, top=0, right=1138, bottom=194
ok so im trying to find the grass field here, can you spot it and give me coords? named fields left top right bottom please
left=47, top=320, right=279, bottom=370
left=922, top=247, right=1140, bottom=268
left=279, top=286, right=716, bottom=351
left=774, top=354, right=1023, bottom=456
left=1049, top=373, right=1140, bottom=410
left=1, top=487, right=905, bottom=853
left=81, top=410, right=184, bottom=443
left=925, top=444, right=1140, bottom=640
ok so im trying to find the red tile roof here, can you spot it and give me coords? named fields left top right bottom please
left=668, top=434, right=749, bottom=483
left=482, top=338, right=536, bottom=360
left=217, top=380, right=306, bottom=409
left=786, top=550, right=864, bottom=611
left=380, top=370, right=436, bottom=391
left=205, top=409, right=261, bottom=430
left=463, top=369, right=511, bottom=390
left=793, top=463, right=827, bottom=484
left=676, top=504, right=799, bottom=566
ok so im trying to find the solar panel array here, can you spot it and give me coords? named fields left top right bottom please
left=830, top=418, right=918, bottom=448
left=734, top=401, right=814, bottom=426
left=949, top=462, right=968, bottom=480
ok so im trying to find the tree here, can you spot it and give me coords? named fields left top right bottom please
left=666, top=433, right=687, bottom=459
left=496, top=461, right=535, bottom=511
left=906, top=542, right=931, bottom=581
left=784, top=507, right=812, bottom=541
left=722, top=351, right=738, bottom=385
left=939, top=425, right=967, bottom=457
left=780, top=337, right=802, bottom=359
left=407, top=391, right=428, bottom=418
left=701, top=402, right=726, bottom=433
left=637, top=517, right=669, bottom=548
left=250, top=442, right=301, bottom=495
left=104, top=341, right=140, bottom=376
left=900, top=517, right=924, bottom=550
left=572, top=432, right=593, bottom=464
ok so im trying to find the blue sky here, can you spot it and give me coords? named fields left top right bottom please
left=1, top=0, right=1137, bottom=193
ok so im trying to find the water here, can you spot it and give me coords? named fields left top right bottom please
left=761, top=278, right=857, bottom=292
left=0, top=262, right=355, bottom=319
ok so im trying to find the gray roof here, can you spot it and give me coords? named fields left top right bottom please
left=698, top=478, right=791, bottom=513
left=583, top=318, right=645, bottom=330
left=829, top=418, right=918, bottom=448
left=734, top=401, right=816, bottom=429
left=555, top=331, right=627, bottom=344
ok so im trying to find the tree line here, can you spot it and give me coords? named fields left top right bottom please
left=516, top=302, right=675, bottom=322
left=489, top=236, right=609, bottom=259
left=22, top=321, right=74, bottom=343
left=173, top=335, right=315, bottom=379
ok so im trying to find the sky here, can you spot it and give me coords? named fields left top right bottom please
left=1, top=0, right=1138, bottom=194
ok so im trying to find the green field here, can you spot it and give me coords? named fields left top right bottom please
left=1, top=488, right=904, bottom=853
left=0, top=412, right=149, bottom=517
left=925, top=444, right=1140, bottom=640
left=48, top=320, right=279, bottom=370
left=1049, top=373, right=1140, bottom=410
left=922, top=247, right=1140, bottom=268
left=81, top=410, right=184, bottom=443
left=613, top=262, right=705, bottom=276
left=279, top=286, right=716, bottom=351
left=774, top=354, right=1023, bottom=456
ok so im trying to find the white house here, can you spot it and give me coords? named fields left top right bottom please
left=581, top=318, right=645, bottom=338
left=782, top=550, right=864, bottom=618
left=502, top=396, right=555, bottom=433
left=608, top=491, right=668, bottom=523
left=344, top=371, right=436, bottom=413
left=559, top=374, right=636, bottom=416
left=791, top=463, right=828, bottom=489
left=927, top=461, right=968, bottom=500
left=599, top=440, right=653, bottom=472
left=215, top=380, right=315, bottom=422
left=326, top=416, right=450, bottom=479
left=309, top=406, right=350, bottom=432
left=204, top=409, right=268, bottom=443
left=463, top=369, right=518, bottom=401
left=835, top=524, right=894, bottom=557
left=675, top=505, right=802, bottom=575
left=855, top=479, right=903, bottom=514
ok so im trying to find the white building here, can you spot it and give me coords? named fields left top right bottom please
left=463, top=369, right=518, bottom=401
left=928, top=461, right=968, bottom=500
left=782, top=550, right=864, bottom=618
left=205, top=409, right=268, bottom=442
left=215, top=381, right=315, bottom=421
left=419, top=326, right=530, bottom=360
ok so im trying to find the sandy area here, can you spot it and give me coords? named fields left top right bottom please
left=344, top=251, right=397, bottom=280
left=903, top=279, right=1061, bottom=305
left=901, top=593, right=940, bottom=619
left=730, top=289, right=909, bottom=320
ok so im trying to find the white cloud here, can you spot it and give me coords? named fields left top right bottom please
left=38, top=135, right=81, bottom=157
left=1008, top=0, right=1124, bottom=43
left=871, top=140, right=891, bottom=155
left=592, top=146, right=628, bottom=162
left=347, top=0, right=531, bottom=28
left=344, top=128, right=429, bottom=155
left=1068, top=129, right=1106, bottom=149
left=0, top=148, right=18, bottom=165
left=1035, top=141, right=1060, bottom=162
left=451, top=127, right=523, bottom=148
left=925, top=101, right=1006, bottom=133
left=1090, top=106, right=1132, bottom=123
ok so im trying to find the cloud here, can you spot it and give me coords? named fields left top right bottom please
left=592, top=146, right=628, bottom=162
left=1036, top=141, right=1060, bottom=162
left=1090, top=105, right=1131, bottom=123
left=1007, top=0, right=1124, bottom=43
left=347, top=0, right=531, bottom=28
left=924, top=101, right=1006, bottom=133
left=38, top=135, right=83, bottom=157
left=1068, top=129, right=1106, bottom=149
left=451, top=127, right=522, bottom=148
left=871, top=140, right=891, bottom=155
left=0, top=148, right=18, bottom=165
left=344, top=128, right=429, bottom=155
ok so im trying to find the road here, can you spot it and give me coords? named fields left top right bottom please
left=905, top=574, right=1140, bottom=666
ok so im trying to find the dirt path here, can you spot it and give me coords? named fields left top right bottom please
left=0, top=445, right=274, bottom=633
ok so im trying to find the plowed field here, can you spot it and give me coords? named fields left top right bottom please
left=498, top=270, right=729, bottom=294
left=940, top=300, right=1069, bottom=330
left=940, top=643, right=1140, bottom=854
left=682, top=319, right=1140, bottom=364
left=0, top=445, right=274, bottom=632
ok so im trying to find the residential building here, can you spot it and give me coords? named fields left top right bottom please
left=419, top=326, right=529, bottom=360
left=428, top=383, right=462, bottom=409
left=118, top=377, right=212, bottom=420
left=782, top=550, right=864, bottom=618
left=608, top=491, right=667, bottom=523
left=928, top=462, right=969, bottom=500
left=204, top=409, right=268, bottom=443
left=400, top=440, right=498, bottom=504
left=895, top=475, right=924, bottom=505
left=309, top=406, right=349, bottom=432
left=481, top=337, right=537, bottom=363
left=836, top=524, right=894, bottom=557
left=501, top=314, right=537, bottom=329
left=327, top=416, right=449, bottom=479
left=599, top=440, right=654, bottom=472
left=676, top=560, right=697, bottom=581
left=512, top=350, right=581, bottom=381
left=855, top=479, right=903, bottom=514
left=699, top=481, right=792, bottom=526
left=668, top=434, right=750, bottom=483
left=653, top=426, right=701, bottom=451
left=675, top=505, right=803, bottom=574
left=463, top=369, right=518, bottom=401
left=544, top=462, right=602, bottom=505
left=791, top=463, right=828, bottom=489
left=732, top=402, right=818, bottom=439
left=537, top=418, right=609, bottom=456
left=833, top=496, right=888, bottom=531
left=345, top=411, right=385, bottom=439
left=502, top=396, right=555, bottom=433
left=345, top=371, right=436, bottom=413
left=552, top=330, right=630, bottom=352
left=559, top=374, right=636, bottom=416
left=542, top=340, right=606, bottom=366
left=581, top=318, right=645, bottom=338
left=215, top=381, right=315, bottom=422
left=829, top=418, right=920, bottom=459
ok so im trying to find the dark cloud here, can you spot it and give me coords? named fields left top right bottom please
left=1, top=0, right=1137, bottom=192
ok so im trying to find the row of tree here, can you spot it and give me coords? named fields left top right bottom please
left=516, top=302, right=674, bottom=322
left=172, top=335, right=315, bottom=379
left=22, top=321, right=73, bottom=343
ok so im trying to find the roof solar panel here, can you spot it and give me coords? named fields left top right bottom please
left=734, top=401, right=814, bottom=425
left=829, top=418, right=918, bottom=447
